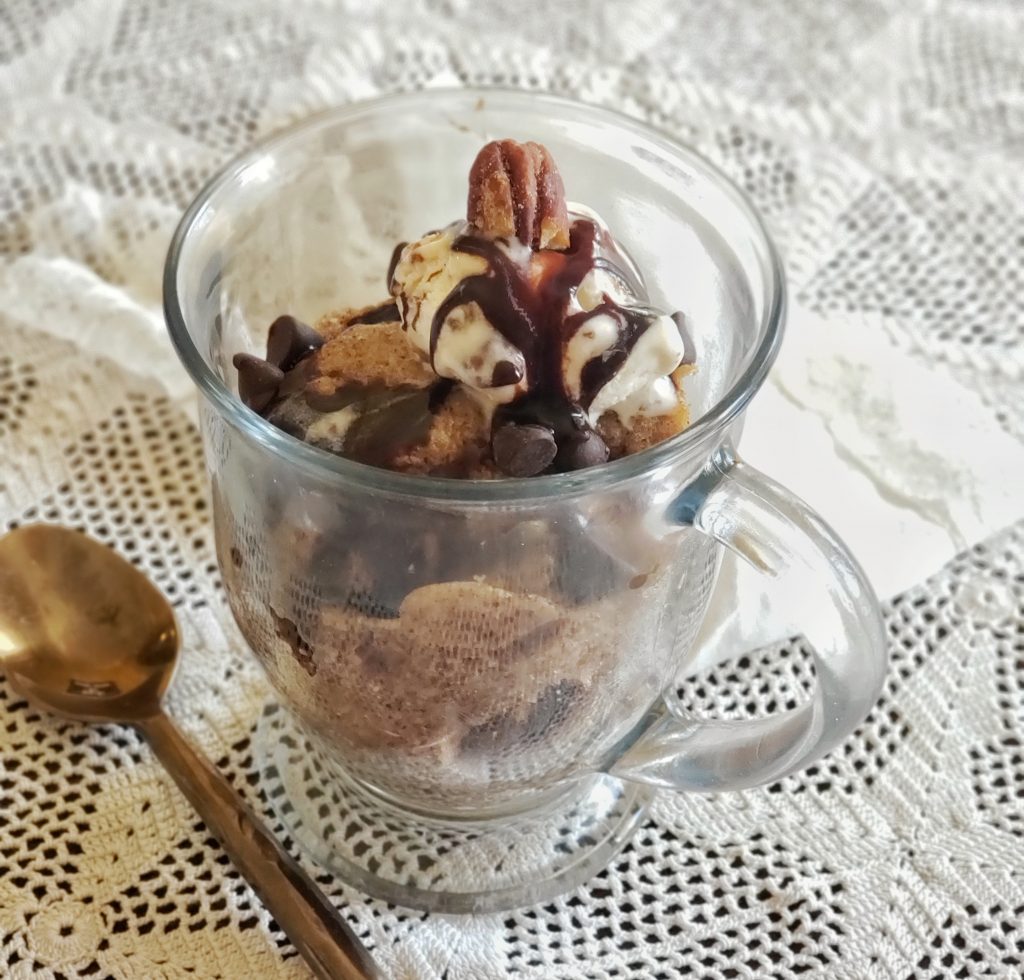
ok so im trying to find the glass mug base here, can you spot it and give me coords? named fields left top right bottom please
left=255, top=703, right=653, bottom=913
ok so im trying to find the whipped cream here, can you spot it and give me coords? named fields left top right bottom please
left=391, top=222, right=527, bottom=403
left=390, top=210, right=688, bottom=430
left=562, top=266, right=686, bottom=424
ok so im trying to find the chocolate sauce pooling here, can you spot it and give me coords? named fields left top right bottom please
left=293, top=382, right=439, bottom=467
left=342, top=385, right=436, bottom=467
left=276, top=374, right=456, bottom=468
left=349, top=301, right=400, bottom=326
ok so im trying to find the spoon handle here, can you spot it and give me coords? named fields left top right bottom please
left=138, top=711, right=381, bottom=980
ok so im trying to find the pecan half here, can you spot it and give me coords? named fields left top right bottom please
left=467, top=139, right=570, bottom=250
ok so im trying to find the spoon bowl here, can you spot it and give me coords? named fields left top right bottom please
left=0, top=524, right=178, bottom=722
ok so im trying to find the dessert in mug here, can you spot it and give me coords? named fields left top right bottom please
left=233, top=139, right=695, bottom=477
left=223, top=141, right=698, bottom=803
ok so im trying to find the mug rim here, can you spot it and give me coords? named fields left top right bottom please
left=163, top=87, right=786, bottom=503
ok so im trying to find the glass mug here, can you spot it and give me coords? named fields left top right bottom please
left=165, top=89, right=887, bottom=913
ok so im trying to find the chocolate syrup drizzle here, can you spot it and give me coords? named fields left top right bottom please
left=245, top=218, right=691, bottom=477
left=386, top=241, right=407, bottom=293
left=429, top=218, right=668, bottom=457
left=569, top=300, right=661, bottom=410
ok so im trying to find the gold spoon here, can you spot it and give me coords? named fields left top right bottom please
left=0, top=524, right=381, bottom=980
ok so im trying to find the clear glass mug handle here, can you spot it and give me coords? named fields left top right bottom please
left=609, top=447, right=888, bottom=792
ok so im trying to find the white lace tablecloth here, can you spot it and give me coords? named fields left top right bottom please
left=1, top=2, right=1023, bottom=978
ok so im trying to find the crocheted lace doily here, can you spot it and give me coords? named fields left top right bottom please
left=1, top=1, right=1022, bottom=977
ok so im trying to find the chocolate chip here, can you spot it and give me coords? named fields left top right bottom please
left=490, top=359, right=523, bottom=387
left=493, top=392, right=588, bottom=442
left=552, top=524, right=629, bottom=604
left=427, top=378, right=456, bottom=413
left=270, top=609, right=316, bottom=676
left=276, top=359, right=314, bottom=398
left=492, top=423, right=557, bottom=477
left=556, top=430, right=609, bottom=471
left=265, top=399, right=312, bottom=440
left=233, top=353, right=284, bottom=412
left=460, top=680, right=582, bottom=753
left=266, top=315, right=324, bottom=371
